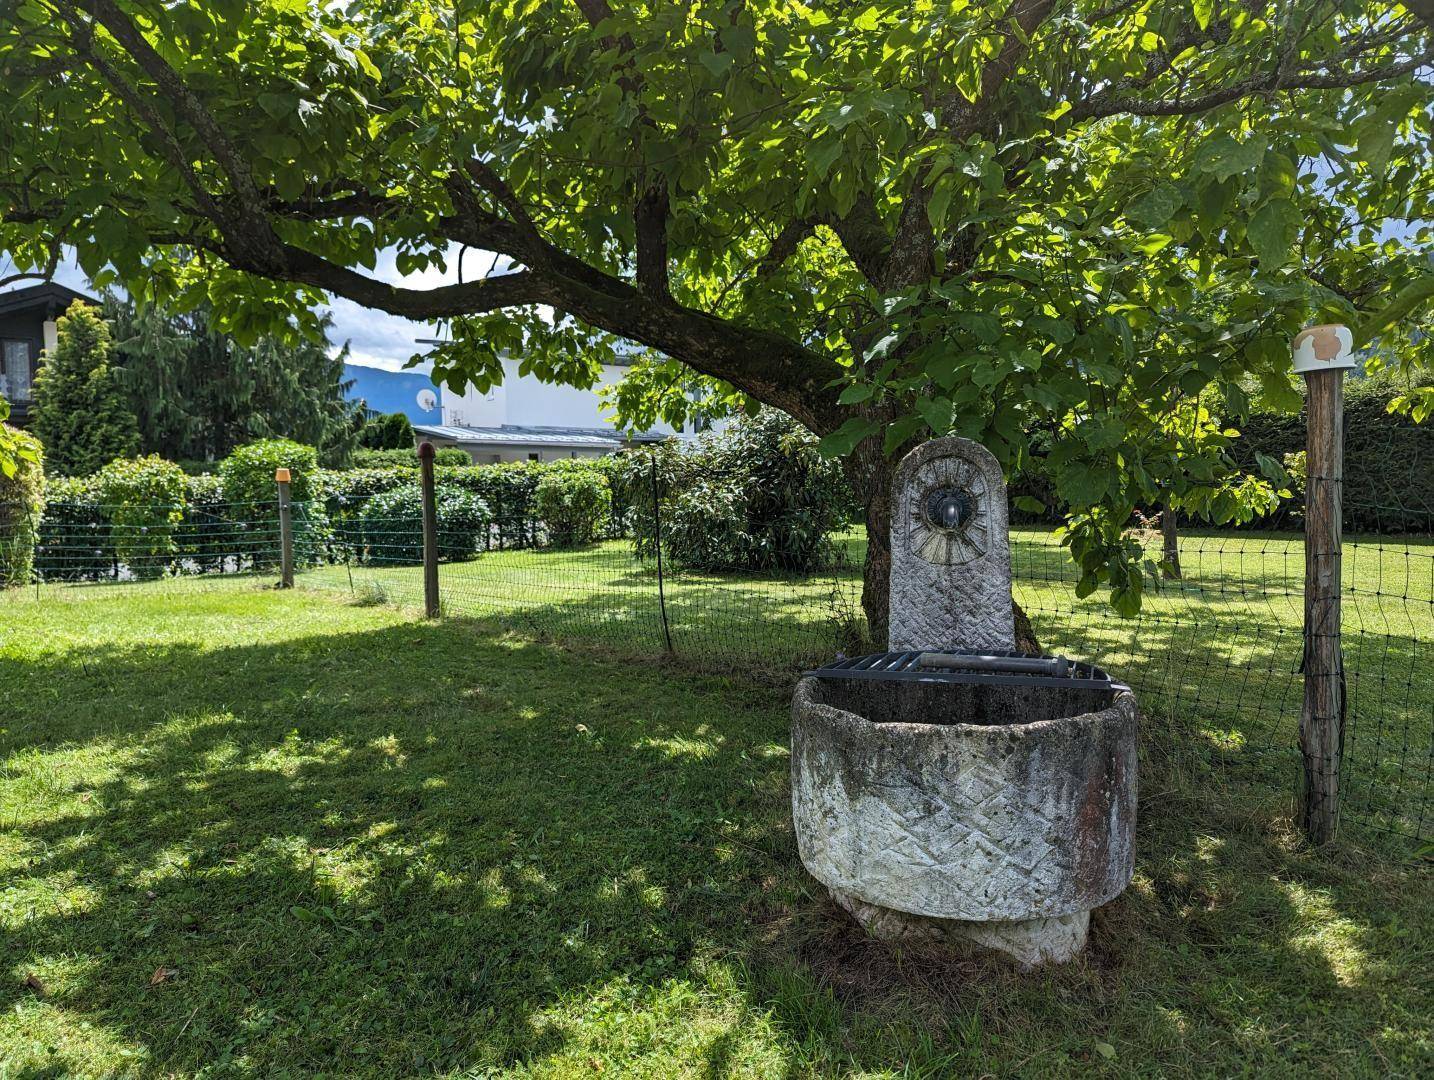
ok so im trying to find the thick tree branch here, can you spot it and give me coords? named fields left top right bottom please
left=883, top=0, right=1055, bottom=290
left=572, top=0, right=671, bottom=300
left=1071, top=45, right=1434, bottom=120
left=76, top=0, right=270, bottom=226
left=634, top=175, right=671, bottom=298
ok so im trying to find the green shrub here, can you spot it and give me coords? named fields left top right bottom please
left=359, top=412, right=414, bottom=450
left=622, top=411, right=850, bottom=572
left=93, top=455, right=188, bottom=579
left=351, top=447, right=420, bottom=469
left=533, top=464, right=611, bottom=546
left=355, top=484, right=491, bottom=564
left=351, top=446, right=470, bottom=468
left=34, top=474, right=108, bottom=582
left=0, top=424, right=44, bottom=587
left=318, top=466, right=416, bottom=521
left=438, top=461, right=541, bottom=548
left=176, top=473, right=230, bottom=574
left=218, top=439, right=322, bottom=567
left=218, top=438, right=319, bottom=507
left=1229, top=370, right=1433, bottom=533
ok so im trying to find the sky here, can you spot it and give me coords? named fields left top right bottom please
left=4, top=245, right=497, bottom=375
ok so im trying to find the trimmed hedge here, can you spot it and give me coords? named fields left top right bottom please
left=351, top=447, right=470, bottom=469
left=0, top=423, right=44, bottom=587
left=219, top=439, right=324, bottom=566
left=533, top=465, right=611, bottom=547
left=1227, top=374, right=1432, bottom=533
left=354, top=485, right=492, bottom=564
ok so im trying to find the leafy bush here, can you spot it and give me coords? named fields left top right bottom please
left=0, top=424, right=44, bottom=587
left=623, top=410, right=851, bottom=572
left=218, top=439, right=322, bottom=566
left=355, top=484, right=491, bottom=564
left=93, top=455, right=188, bottom=579
left=176, top=473, right=230, bottom=574
left=533, top=463, right=612, bottom=546
left=438, top=461, right=542, bottom=548
left=33, top=474, right=108, bottom=582
left=359, top=412, right=414, bottom=450
left=318, top=466, right=415, bottom=521
left=351, top=447, right=419, bottom=469
left=218, top=438, right=319, bottom=507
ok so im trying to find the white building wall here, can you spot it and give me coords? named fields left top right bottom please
left=440, top=357, right=692, bottom=438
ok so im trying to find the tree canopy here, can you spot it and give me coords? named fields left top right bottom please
left=104, top=297, right=363, bottom=463
left=1, top=1, right=1430, bottom=623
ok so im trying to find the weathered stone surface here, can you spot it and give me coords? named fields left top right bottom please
left=790, top=676, right=1138, bottom=922
left=829, top=886, right=1091, bottom=968
left=889, top=438, right=1015, bottom=653
left=790, top=436, right=1139, bottom=967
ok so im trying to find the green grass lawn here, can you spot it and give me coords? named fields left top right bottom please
left=295, top=525, right=1430, bottom=838
left=2, top=587, right=1430, bottom=1077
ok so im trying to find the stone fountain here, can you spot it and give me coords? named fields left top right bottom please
left=790, top=437, right=1138, bottom=967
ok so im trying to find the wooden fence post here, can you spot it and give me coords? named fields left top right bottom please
left=275, top=467, right=294, bottom=588
left=1293, top=324, right=1355, bottom=844
left=418, top=441, right=440, bottom=618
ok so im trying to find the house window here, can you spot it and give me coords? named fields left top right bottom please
left=527, top=452, right=541, bottom=462
left=0, top=339, right=33, bottom=402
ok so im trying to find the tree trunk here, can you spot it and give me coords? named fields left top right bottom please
left=850, top=442, right=1041, bottom=655
left=1161, top=501, right=1182, bottom=580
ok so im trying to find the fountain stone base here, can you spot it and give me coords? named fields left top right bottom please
left=790, top=675, right=1137, bottom=967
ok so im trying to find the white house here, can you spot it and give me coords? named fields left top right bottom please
left=411, top=352, right=716, bottom=463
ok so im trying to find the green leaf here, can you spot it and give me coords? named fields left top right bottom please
left=818, top=416, right=878, bottom=457
left=1356, top=276, right=1434, bottom=346
left=837, top=382, right=875, bottom=405
left=915, top=396, right=952, bottom=433
left=1060, top=463, right=1112, bottom=507
left=1191, top=0, right=1213, bottom=31
left=1246, top=198, right=1300, bottom=272
left=1193, top=134, right=1265, bottom=183
left=883, top=415, right=925, bottom=454
left=1014, top=495, right=1046, bottom=514
left=699, top=51, right=733, bottom=78
left=1127, top=183, right=1182, bottom=230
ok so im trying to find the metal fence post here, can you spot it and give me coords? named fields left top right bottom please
left=418, top=441, right=440, bottom=618
left=650, top=450, right=674, bottom=653
left=276, top=467, right=294, bottom=588
left=1293, top=324, right=1355, bottom=844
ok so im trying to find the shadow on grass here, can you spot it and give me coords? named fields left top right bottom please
left=2, top=601, right=1429, bottom=1075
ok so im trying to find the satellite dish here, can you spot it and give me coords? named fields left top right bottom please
left=416, top=389, right=438, bottom=412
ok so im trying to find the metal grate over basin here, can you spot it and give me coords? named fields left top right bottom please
left=805, top=649, right=1129, bottom=692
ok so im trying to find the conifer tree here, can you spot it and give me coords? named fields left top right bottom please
left=29, top=301, right=140, bottom=477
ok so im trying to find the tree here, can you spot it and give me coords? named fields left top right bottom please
left=2, top=2, right=1430, bottom=640
left=104, top=296, right=364, bottom=464
left=29, top=300, right=139, bottom=476
left=359, top=412, right=415, bottom=450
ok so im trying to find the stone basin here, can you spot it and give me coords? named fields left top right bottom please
left=790, top=670, right=1138, bottom=966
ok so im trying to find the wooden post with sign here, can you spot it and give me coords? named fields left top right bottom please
left=276, top=467, right=294, bottom=589
left=418, top=442, right=440, bottom=618
left=1292, top=324, right=1354, bottom=844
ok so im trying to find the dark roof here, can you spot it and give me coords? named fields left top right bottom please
left=0, top=282, right=96, bottom=319
left=414, top=423, right=667, bottom=448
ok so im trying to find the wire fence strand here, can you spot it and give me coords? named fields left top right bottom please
left=2, top=469, right=1429, bottom=844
